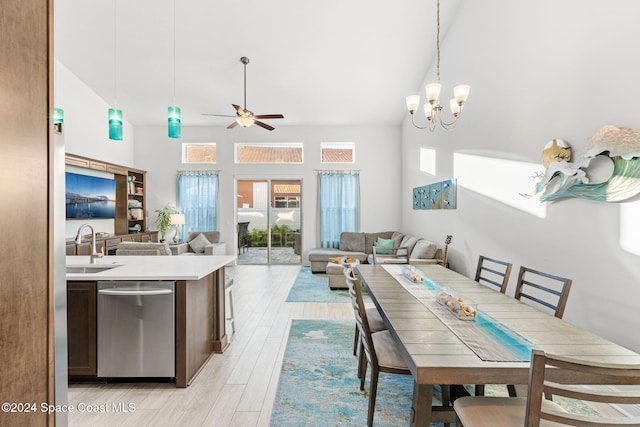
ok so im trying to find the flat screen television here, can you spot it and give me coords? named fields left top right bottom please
left=65, top=172, right=117, bottom=219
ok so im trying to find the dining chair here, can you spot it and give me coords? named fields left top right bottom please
left=345, top=267, right=451, bottom=427
left=474, top=255, right=512, bottom=294
left=514, top=266, right=572, bottom=319
left=343, top=268, right=386, bottom=359
left=454, top=349, right=640, bottom=427
left=372, top=245, right=410, bottom=264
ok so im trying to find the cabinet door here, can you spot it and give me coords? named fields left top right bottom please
left=67, top=282, right=97, bottom=377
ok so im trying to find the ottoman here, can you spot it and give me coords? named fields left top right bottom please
left=326, top=262, right=347, bottom=290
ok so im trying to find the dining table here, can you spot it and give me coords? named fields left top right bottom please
left=355, top=263, right=640, bottom=426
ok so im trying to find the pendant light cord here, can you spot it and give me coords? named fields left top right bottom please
left=172, top=0, right=176, bottom=104
left=436, top=0, right=441, bottom=84
left=113, top=0, right=117, bottom=108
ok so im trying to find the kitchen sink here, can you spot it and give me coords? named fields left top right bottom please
left=66, top=265, right=119, bottom=274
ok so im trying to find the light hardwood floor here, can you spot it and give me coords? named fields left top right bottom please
left=68, top=265, right=353, bottom=427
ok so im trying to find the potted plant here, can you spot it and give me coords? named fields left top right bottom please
left=155, top=204, right=173, bottom=242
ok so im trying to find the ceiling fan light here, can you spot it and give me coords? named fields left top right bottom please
left=236, top=116, right=254, bottom=127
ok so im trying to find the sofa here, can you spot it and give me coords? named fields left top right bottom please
left=115, top=241, right=172, bottom=255
left=308, top=231, right=442, bottom=273
left=185, top=231, right=226, bottom=255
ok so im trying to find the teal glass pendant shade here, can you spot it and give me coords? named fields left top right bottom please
left=109, top=108, right=123, bottom=141
left=168, top=106, right=181, bottom=139
left=53, top=108, right=64, bottom=124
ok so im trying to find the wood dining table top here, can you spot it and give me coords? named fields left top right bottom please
left=355, top=263, right=640, bottom=426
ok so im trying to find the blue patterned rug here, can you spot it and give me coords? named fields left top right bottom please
left=270, top=319, right=444, bottom=426
left=285, top=267, right=351, bottom=302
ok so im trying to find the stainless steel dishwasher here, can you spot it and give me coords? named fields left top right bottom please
left=97, top=281, right=175, bottom=378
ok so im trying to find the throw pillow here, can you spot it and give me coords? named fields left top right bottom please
left=399, top=235, right=419, bottom=256
left=189, top=233, right=212, bottom=254
left=410, top=239, right=437, bottom=260
left=374, top=237, right=395, bottom=255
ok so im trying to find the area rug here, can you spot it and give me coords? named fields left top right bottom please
left=270, top=320, right=601, bottom=426
left=285, top=267, right=351, bottom=302
left=270, top=319, right=430, bottom=426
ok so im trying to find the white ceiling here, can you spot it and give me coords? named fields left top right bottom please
left=54, top=0, right=461, bottom=128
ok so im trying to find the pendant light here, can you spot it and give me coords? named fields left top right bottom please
left=168, top=0, right=181, bottom=138
left=109, top=0, right=123, bottom=141
left=405, top=0, right=470, bottom=131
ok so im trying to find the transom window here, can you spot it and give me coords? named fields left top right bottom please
left=182, top=143, right=217, bottom=164
left=321, top=142, right=355, bottom=163
left=235, top=143, right=303, bottom=164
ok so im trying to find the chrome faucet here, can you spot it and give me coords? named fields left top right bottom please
left=75, top=223, right=104, bottom=264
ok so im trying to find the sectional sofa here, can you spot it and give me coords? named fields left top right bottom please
left=308, top=231, right=442, bottom=273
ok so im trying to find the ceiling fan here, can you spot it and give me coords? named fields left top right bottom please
left=202, top=57, right=284, bottom=131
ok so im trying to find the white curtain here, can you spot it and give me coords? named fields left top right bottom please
left=317, top=170, right=360, bottom=248
left=176, top=171, right=219, bottom=234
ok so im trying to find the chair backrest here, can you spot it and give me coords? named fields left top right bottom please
left=344, top=267, right=378, bottom=368
left=474, top=255, right=513, bottom=294
left=525, top=349, right=640, bottom=426
left=372, top=246, right=410, bottom=264
left=514, top=266, right=572, bottom=318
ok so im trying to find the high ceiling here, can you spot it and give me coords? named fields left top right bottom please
left=54, top=0, right=461, bottom=128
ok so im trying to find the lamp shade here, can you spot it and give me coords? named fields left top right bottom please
left=168, top=106, right=181, bottom=139
left=169, top=213, right=185, bottom=225
left=53, top=108, right=64, bottom=124
left=109, top=108, right=123, bottom=141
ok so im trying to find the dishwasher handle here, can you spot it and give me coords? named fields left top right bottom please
left=98, top=289, right=173, bottom=296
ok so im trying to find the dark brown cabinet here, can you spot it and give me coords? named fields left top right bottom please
left=67, top=281, right=97, bottom=377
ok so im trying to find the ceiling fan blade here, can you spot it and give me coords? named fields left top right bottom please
left=202, top=113, right=236, bottom=118
left=254, top=114, right=284, bottom=119
left=232, top=104, right=244, bottom=114
left=227, top=121, right=239, bottom=129
left=254, top=120, right=275, bottom=131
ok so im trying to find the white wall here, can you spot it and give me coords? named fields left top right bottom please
left=55, top=60, right=135, bottom=167
left=402, top=0, right=640, bottom=352
left=134, top=125, right=402, bottom=261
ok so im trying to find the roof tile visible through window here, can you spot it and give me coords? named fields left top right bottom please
left=322, top=148, right=353, bottom=163
left=236, top=145, right=303, bottom=163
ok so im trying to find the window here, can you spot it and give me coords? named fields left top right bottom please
left=274, top=196, right=300, bottom=208
left=321, top=142, right=355, bottom=163
left=182, top=143, right=216, bottom=164
left=235, top=143, right=303, bottom=164
left=420, top=147, right=436, bottom=175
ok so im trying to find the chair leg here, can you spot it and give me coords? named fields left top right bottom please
left=507, top=384, right=517, bottom=397
left=360, top=351, right=367, bottom=391
left=442, top=384, right=451, bottom=407
left=475, top=384, right=485, bottom=396
left=367, top=368, right=379, bottom=427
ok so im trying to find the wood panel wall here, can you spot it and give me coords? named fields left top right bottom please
left=0, top=0, right=53, bottom=425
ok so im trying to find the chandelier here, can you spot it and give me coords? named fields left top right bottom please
left=406, top=0, right=470, bottom=131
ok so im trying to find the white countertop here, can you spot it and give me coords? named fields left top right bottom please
left=66, top=255, right=236, bottom=281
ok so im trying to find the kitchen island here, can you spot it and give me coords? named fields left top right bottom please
left=66, top=254, right=235, bottom=388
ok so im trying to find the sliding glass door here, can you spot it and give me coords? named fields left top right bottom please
left=236, top=179, right=302, bottom=265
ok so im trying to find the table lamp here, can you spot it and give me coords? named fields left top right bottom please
left=170, top=213, right=186, bottom=243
